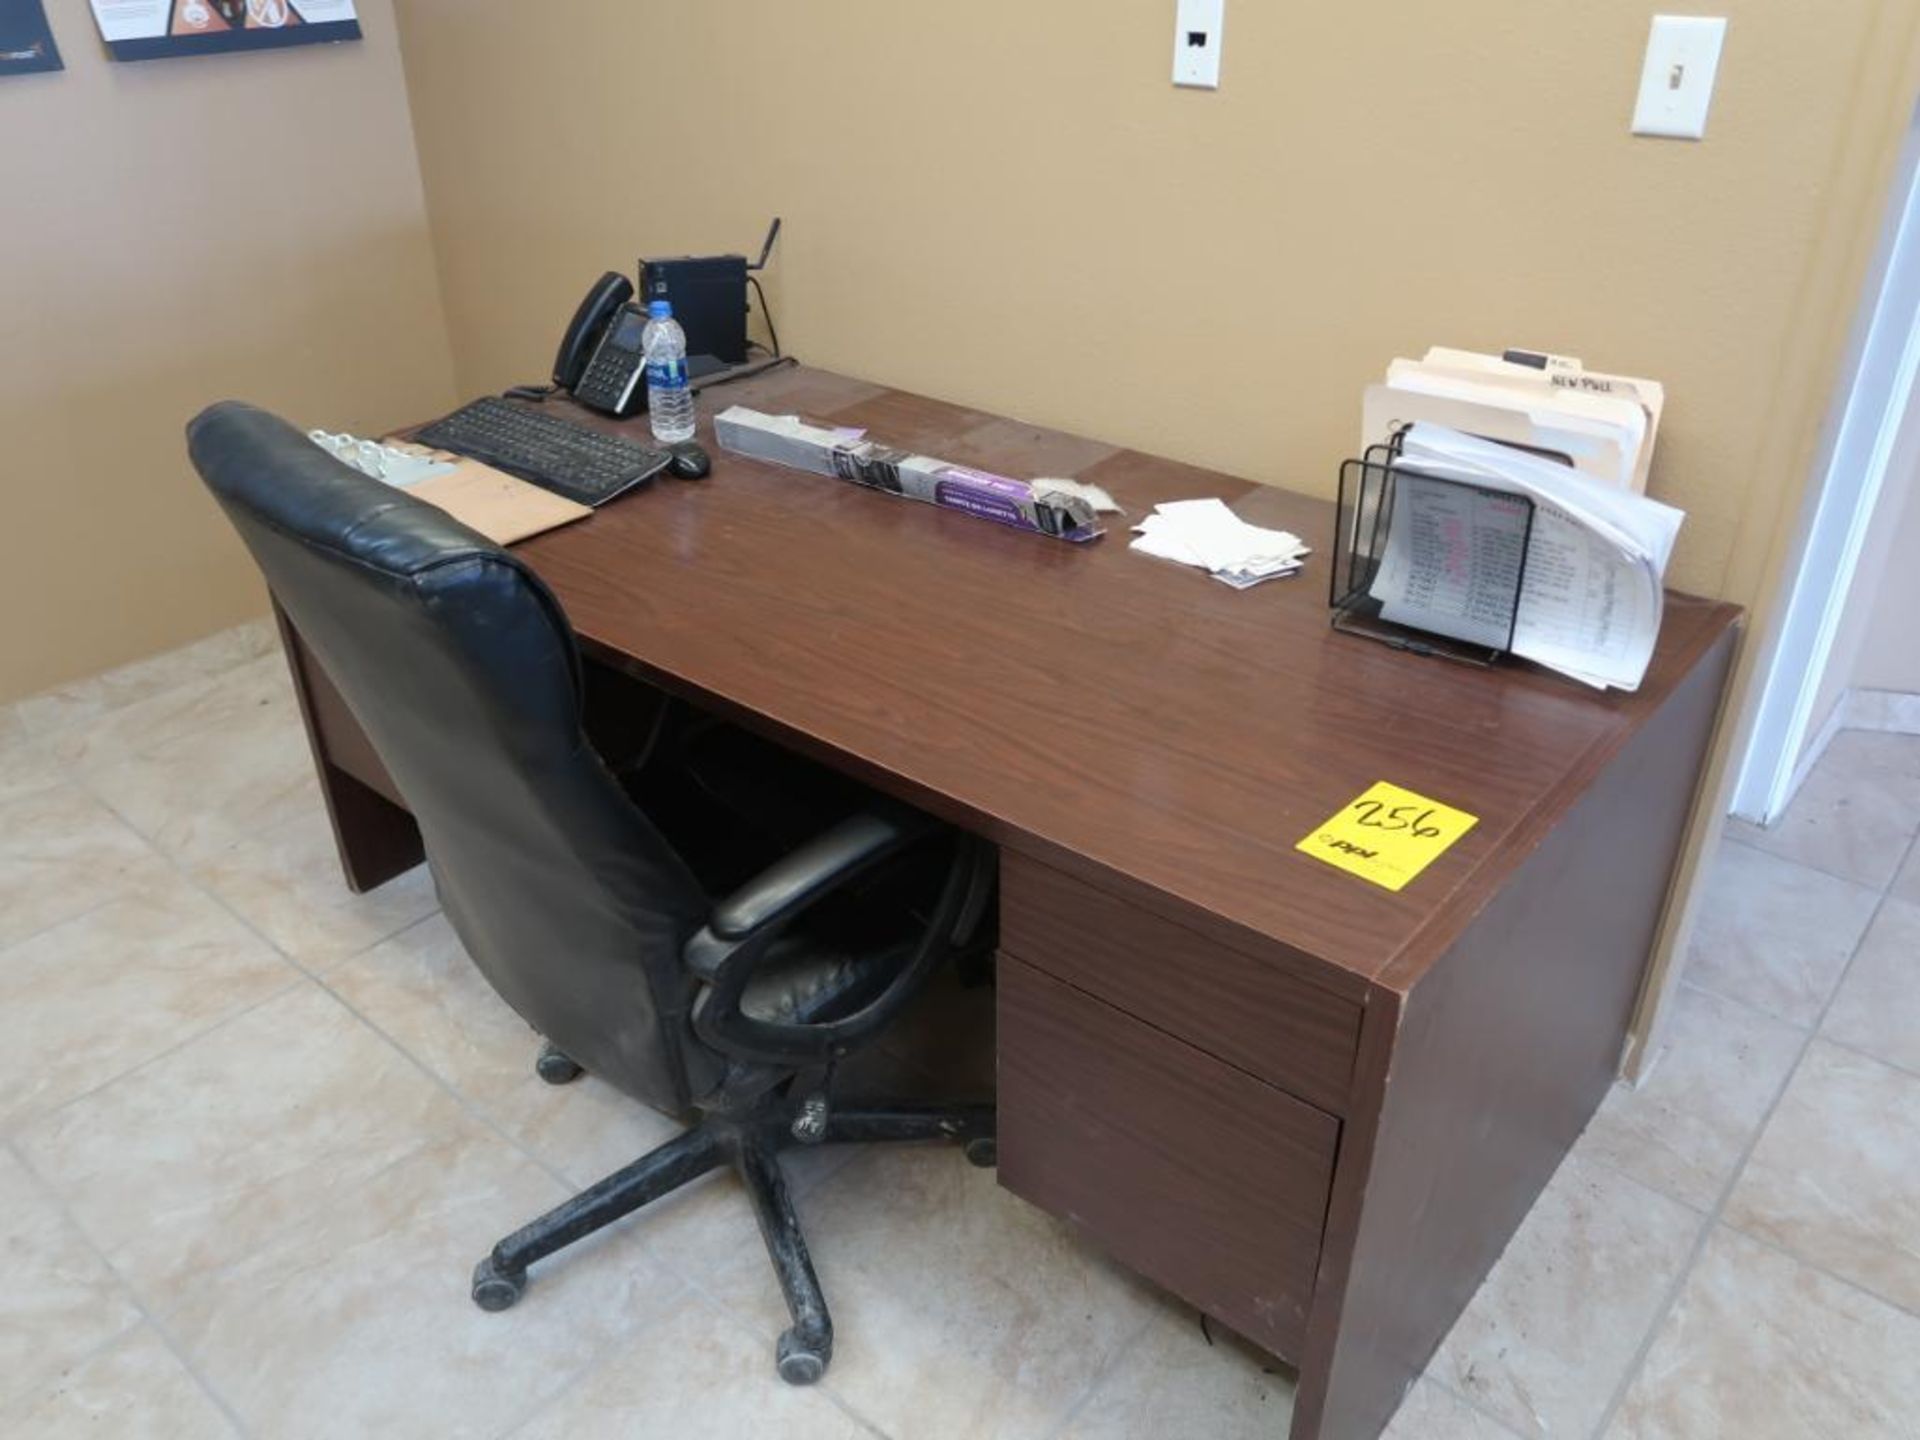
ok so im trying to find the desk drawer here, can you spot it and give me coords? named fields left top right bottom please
left=997, top=957, right=1338, bottom=1361
left=1001, top=855, right=1362, bottom=1114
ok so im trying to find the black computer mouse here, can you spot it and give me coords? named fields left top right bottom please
left=668, top=442, right=712, bottom=480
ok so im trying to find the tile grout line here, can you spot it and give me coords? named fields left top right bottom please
left=482, top=1294, right=695, bottom=1440
left=1817, top=1030, right=1920, bottom=1086
left=3, top=620, right=278, bottom=745
left=66, top=681, right=895, bottom=1440
left=1439, top=815, right=1918, bottom=1440
left=5, top=636, right=669, bottom=1438
left=66, top=723, right=448, bottom=998
left=1716, top=1216, right=1920, bottom=1326
left=305, top=931, right=900, bottom=1437
left=16, top=948, right=693, bottom=1440
left=304, top=947, right=593, bottom=1197
left=1670, top=970, right=1816, bottom=1037
left=1419, top=1152, right=1712, bottom=1440
left=57, top=709, right=416, bottom=994
left=2, top=1134, right=258, bottom=1440
left=14, top=681, right=585, bottom=1435
left=1586, top=821, right=1920, bottom=1438
left=1413, top=1048, right=1722, bottom=1437
left=1036, top=1303, right=1169, bottom=1440
left=40, top=623, right=437, bottom=989
left=491, top=1266, right=896, bottom=1440
left=488, top=1146, right=898, bottom=1440
left=1582, top=1045, right=1803, bottom=1437
left=1723, top=759, right=1920, bottom=892
left=1703, top=818, right=1920, bottom=1304
left=499, top=1329, right=676, bottom=1440
left=0, top=1173, right=148, bottom=1411
left=1, top=971, right=309, bottom=1143
left=27, top=632, right=895, bottom=1439
left=5, top=748, right=436, bottom=1140
left=626, top=1147, right=894, bottom=1419
left=1422, top=1379, right=1534, bottom=1439
left=0, top=887, right=130, bottom=966
left=815, top=1384, right=897, bottom=1440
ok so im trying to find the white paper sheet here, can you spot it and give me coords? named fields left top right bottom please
left=1370, top=474, right=1533, bottom=651
left=1130, top=499, right=1309, bottom=587
left=1367, top=426, right=1685, bottom=691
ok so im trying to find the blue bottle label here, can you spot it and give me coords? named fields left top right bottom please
left=646, top=357, right=688, bottom=391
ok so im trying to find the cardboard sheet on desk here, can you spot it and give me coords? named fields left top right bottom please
left=400, top=458, right=591, bottom=546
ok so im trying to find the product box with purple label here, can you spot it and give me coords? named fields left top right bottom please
left=713, top=406, right=1104, bottom=543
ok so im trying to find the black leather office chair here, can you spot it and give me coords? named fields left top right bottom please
left=187, top=403, right=995, bottom=1384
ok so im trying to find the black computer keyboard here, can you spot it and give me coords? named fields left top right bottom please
left=413, top=397, right=671, bottom=508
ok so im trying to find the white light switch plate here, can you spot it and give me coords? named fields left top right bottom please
left=1173, top=0, right=1225, bottom=89
left=1632, top=15, right=1728, bottom=139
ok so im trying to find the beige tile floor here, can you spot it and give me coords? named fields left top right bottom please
left=2, top=623, right=1917, bottom=1440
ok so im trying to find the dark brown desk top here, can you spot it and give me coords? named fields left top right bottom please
left=511, top=367, right=1739, bottom=1000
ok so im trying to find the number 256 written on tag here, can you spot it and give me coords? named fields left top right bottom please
left=1296, top=782, right=1479, bottom=892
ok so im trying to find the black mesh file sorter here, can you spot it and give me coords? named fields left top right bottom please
left=1329, top=438, right=1537, bottom=667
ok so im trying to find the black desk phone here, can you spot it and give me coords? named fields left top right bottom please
left=552, top=272, right=650, bottom=418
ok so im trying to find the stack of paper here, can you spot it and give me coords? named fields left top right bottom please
left=1370, top=425, right=1685, bottom=691
left=1131, top=500, right=1310, bottom=588
left=1363, top=347, right=1665, bottom=494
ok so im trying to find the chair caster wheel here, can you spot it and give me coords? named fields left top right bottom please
left=535, top=1044, right=583, bottom=1085
left=776, top=1327, right=830, bottom=1385
left=964, top=1136, right=997, bottom=1168
left=471, top=1256, right=528, bottom=1312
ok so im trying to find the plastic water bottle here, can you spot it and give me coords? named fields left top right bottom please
left=642, top=299, right=696, bottom=443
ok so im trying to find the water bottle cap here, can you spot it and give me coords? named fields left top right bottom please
left=647, top=299, right=672, bottom=319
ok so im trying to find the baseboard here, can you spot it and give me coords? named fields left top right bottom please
left=1844, top=687, right=1920, bottom=735
left=1769, top=688, right=1920, bottom=821
left=1777, top=699, right=1850, bottom=817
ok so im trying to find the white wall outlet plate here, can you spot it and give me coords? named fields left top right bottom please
left=1632, top=15, right=1728, bottom=140
left=1173, top=0, right=1225, bottom=89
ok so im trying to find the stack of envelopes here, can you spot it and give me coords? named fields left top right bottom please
left=1130, top=499, right=1310, bottom=589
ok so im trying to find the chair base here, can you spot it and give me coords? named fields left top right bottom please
left=471, top=1090, right=995, bottom=1383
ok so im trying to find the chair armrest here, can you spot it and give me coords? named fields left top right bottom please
left=685, top=816, right=987, bottom=1068
left=707, top=809, right=927, bottom=943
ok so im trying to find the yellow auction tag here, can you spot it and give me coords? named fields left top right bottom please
left=1296, top=781, right=1479, bottom=892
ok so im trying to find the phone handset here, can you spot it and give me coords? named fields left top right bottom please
left=551, top=273, right=634, bottom=389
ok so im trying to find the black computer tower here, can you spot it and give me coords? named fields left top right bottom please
left=640, top=254, right=749, bottom=367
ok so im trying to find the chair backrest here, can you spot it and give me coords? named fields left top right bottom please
left=188, top=402, right=715, bottom=1114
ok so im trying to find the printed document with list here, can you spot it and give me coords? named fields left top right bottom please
left=1369, top=425, right=1685, bottom=691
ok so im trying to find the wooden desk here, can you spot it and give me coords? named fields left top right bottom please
left=277, top=368, right=1738, bottom=1440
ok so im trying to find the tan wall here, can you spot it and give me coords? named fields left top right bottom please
left=393, top=0, right=1915, bottom=610
left=0, top=0, right=455, bottom=703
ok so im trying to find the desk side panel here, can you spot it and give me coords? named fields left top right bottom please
left=1293, top=626, right=1736, bottom=1440
left=274, top=606, right=423, bottom=892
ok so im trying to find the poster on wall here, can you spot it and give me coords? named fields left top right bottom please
left=1, top=0, right=63, bottom=75
left=88, top=1, right=360, bottom=62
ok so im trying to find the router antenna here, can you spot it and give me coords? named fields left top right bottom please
left=749, top=216, right=783, bottom=272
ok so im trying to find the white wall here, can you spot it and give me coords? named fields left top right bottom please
left=1850, top=459, right=1920, bottom=694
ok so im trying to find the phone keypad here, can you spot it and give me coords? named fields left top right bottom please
left=578, top=343, right=643, bottom=412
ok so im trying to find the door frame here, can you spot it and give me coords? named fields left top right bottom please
left=1732, top=103, right=1920, bottom=823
